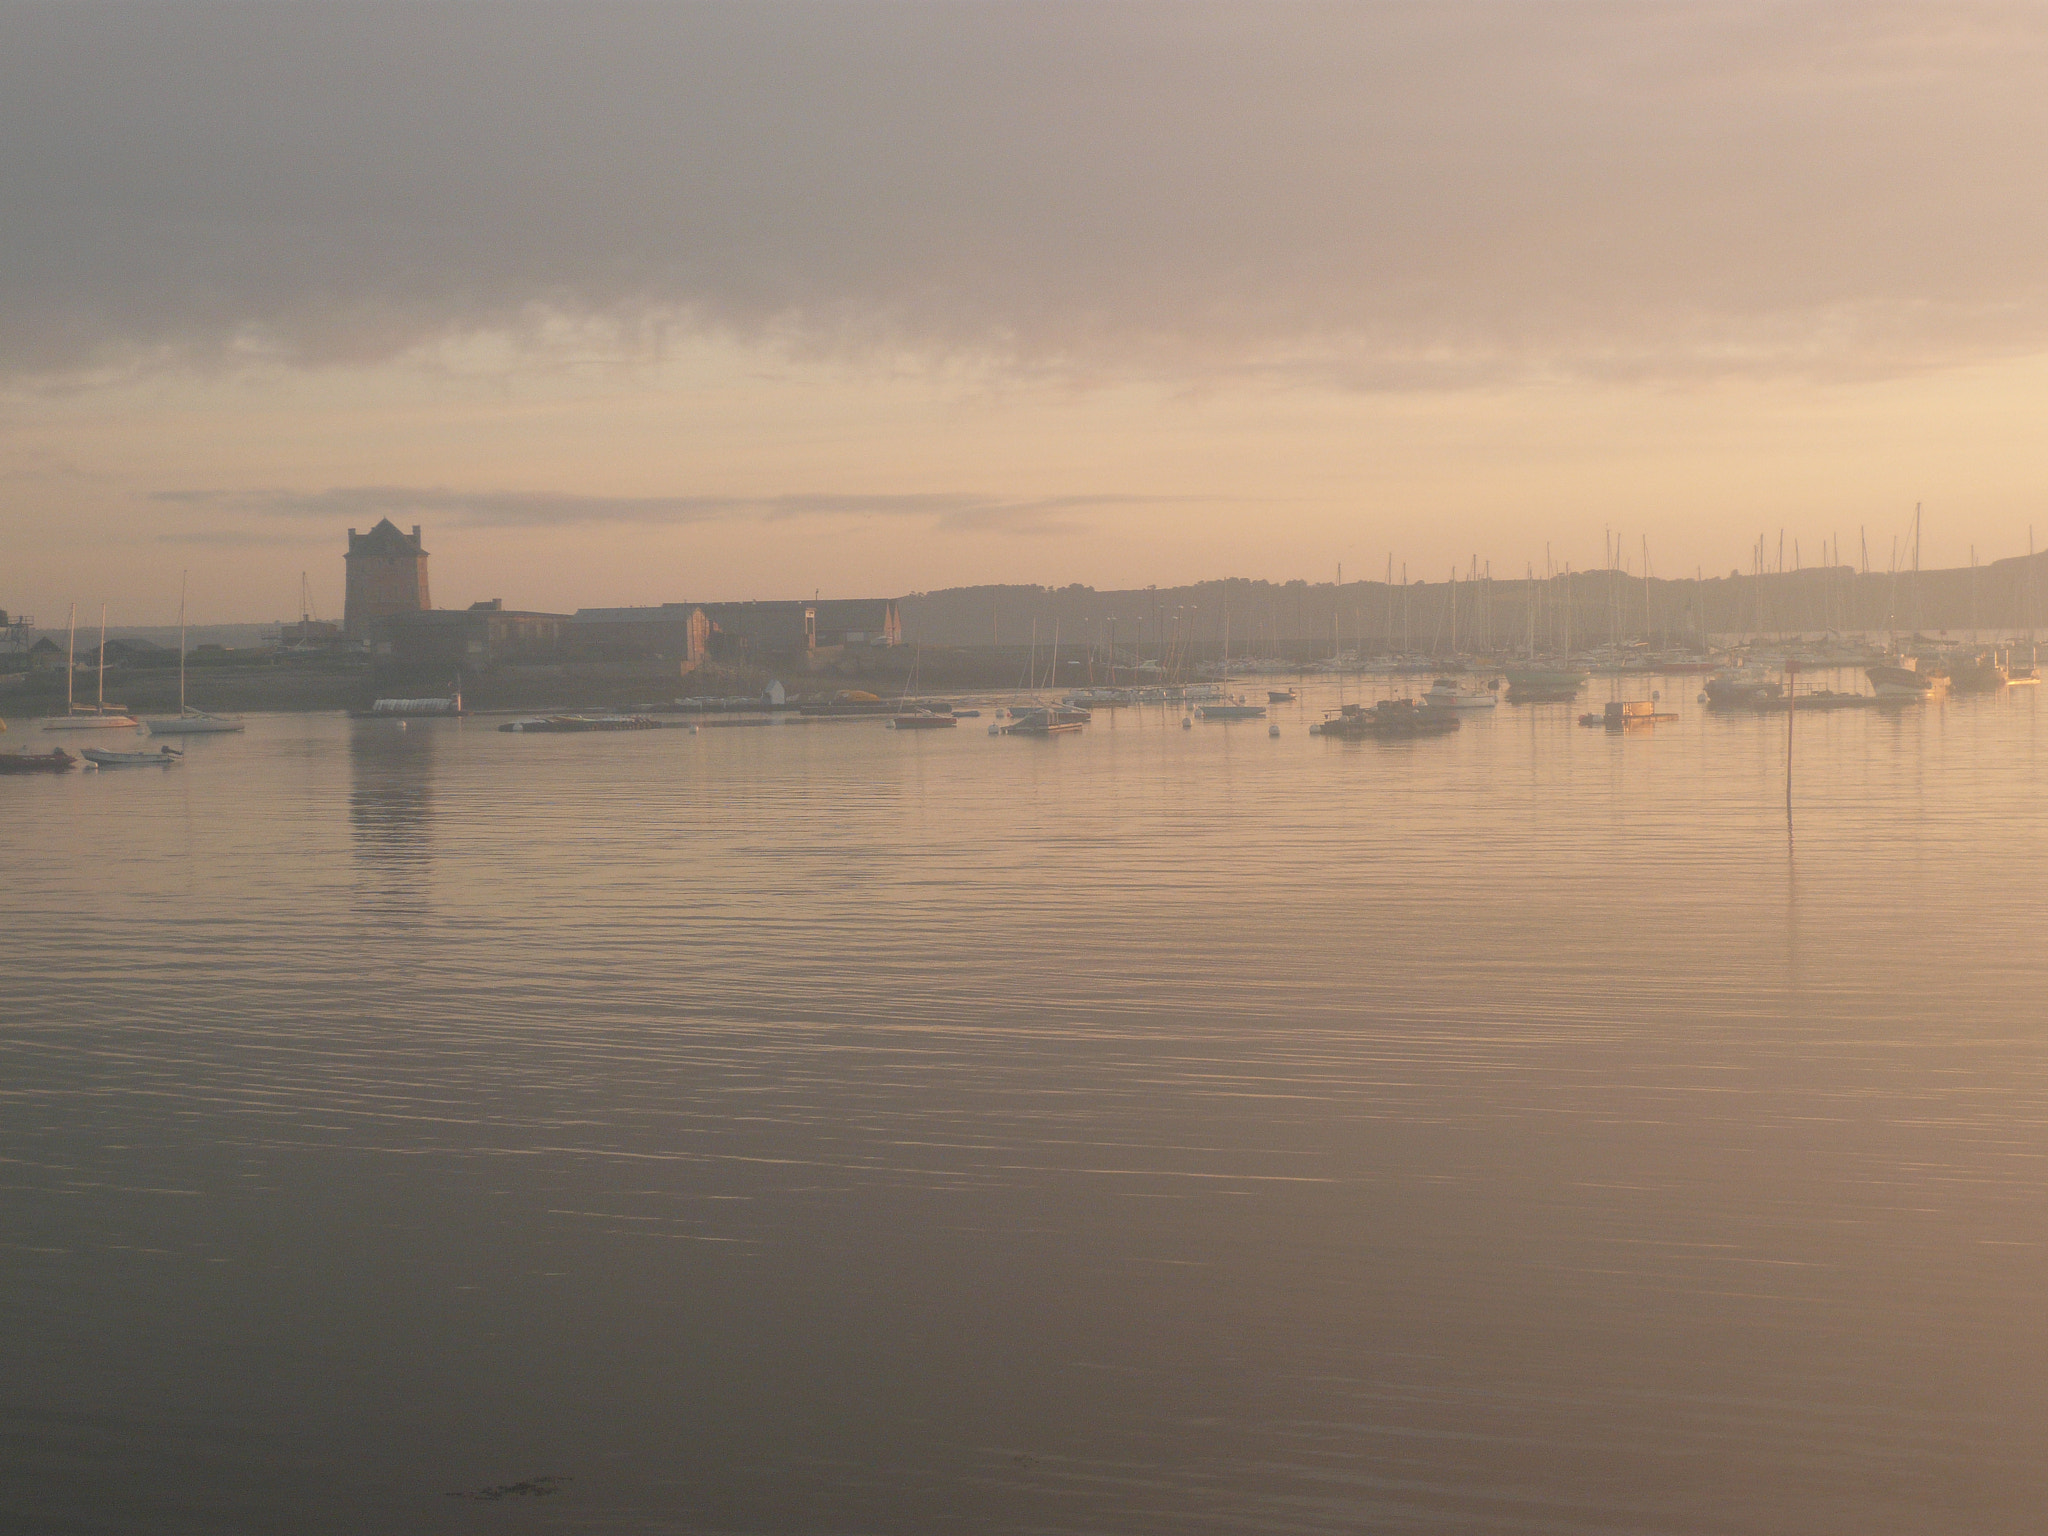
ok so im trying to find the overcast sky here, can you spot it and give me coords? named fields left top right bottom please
left=5, top=2, right=2046, bottom=621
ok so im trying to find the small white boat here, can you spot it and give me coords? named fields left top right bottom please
left=83, top=745, right=184, bottom=766
left=1419, top=677, right=1497, bottom=710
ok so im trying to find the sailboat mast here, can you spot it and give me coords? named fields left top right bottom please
left=1642, top=537, right=1651, bottom=645
left=178, top=572, right=189, bottom=714
left=66, top=601, right=77, bottom=714
left=97, top=603, right=108, bottom=710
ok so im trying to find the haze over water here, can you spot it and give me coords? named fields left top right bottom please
left=8, top=680, right=2048, bottom=1533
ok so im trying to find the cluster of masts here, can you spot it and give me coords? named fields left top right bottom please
left=993, top=512, right=2041, bottom=682
left=36, top=575, right=245, bottom=736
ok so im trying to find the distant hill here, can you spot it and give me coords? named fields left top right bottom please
left=898, top=556, right=2048, bottom=652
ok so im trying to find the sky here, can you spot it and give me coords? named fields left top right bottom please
left=4, top=1, right=2048, bottom=623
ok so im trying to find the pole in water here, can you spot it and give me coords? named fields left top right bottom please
left=1785, top=658, right=1797, bottom=822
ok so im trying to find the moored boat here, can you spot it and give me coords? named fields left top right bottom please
left=140, top=577, right=245, bottom=735
left=1750, top=690, right=1879, bottom=712
left=44, top=601, right=140, bottom=731
left=1946, top=649, right=2010, bottom=694
left=1000, top=708, right=1084, bottom=736
left=43, top=711, right=141, bottom=731
left=1420, top=677, right=1497, bottom=710
left=1579, top=700, right=1679, bottom=729
left=82, top=745, right=185, bottom=766
left=890, top=710, right=959, bottom=730
left=1311, top=700, right=1461, bottom=738
left=145, top=711, right=244, bottom=735
left=499, top=714, right=660, bottom=733
left=1198, top=700, right=1267, bottom=721
left=0, top=748, right=80, bottom=773
left=1503, top=665, right=1589, bottom=691
left=1867, top=663, right=1940, bottom=699
left=356, top=692, right=465, bottom=718
left=1703, top=671, right=1782, bottom=708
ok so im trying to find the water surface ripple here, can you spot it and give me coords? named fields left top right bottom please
left=5, top=678, right=2047, bottom=1533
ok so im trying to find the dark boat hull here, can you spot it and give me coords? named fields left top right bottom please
left=0, top=749, right=80, bottom=773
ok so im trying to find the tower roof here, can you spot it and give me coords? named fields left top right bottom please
left=347, top=518, right=428, bottom=557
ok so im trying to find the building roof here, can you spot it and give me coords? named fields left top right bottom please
left=381, top=606, right=568, bottom=626
left=347, top=518, right=428, bottom=557
left=571, top=604, right=704, bottom=624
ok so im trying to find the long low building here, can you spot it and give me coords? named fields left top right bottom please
left=570, top=598, right=900, bottom=668
left=368, top=600, right=570, bottom=668
left=362, top=595, right=901, bottom=672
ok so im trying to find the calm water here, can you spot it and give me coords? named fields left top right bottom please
left=6, top=678, right=2048, bottom=1534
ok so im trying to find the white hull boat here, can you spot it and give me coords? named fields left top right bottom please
left=142, top=576, right=244, bottom=735
left=1867, top=664, right=1939, bottom=699
left=144, top=711, right=245, bottom=735
left=1420, top=679, right=1497, bottom=710
left=45, top=601, right=138, bottom=729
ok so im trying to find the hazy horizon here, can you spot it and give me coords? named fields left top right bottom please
left=7, top=2, right=2048, bottom=622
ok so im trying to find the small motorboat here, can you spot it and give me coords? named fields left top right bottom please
left=1420, top=677, right=1497, bottom=710
left=82, top=745, right=185, bottom=766
left=1267, top=688, right=1297, bottom=703
left=1001, top=708, right=1085, bottom=736
left=1198, top=701, right=1268, bottom=721
left=0, top=748, right=81, bottom=773
left=1703, top=671, right=1782, bottom=708
left=889, top=710, right=958, bottom=730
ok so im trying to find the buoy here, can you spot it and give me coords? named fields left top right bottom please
left=396, top=720, right=407, bottom=730
left=1269, top=723, right=1281, bottom=737
left=1697, top=692, right=1708, bottom=704
left=988, top=724, right=1000, bottom=735
left=1181, top=716, right=1192, bottom=730
left=1651, top=690, right=1661, bottom=702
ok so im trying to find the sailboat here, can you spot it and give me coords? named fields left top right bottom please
left=1197, top=593, right=1267, bottom=719
left=142, top=575, right=245, bottom=736
left=889, top=645, right=957, bottom=728
left=2011, top=529, right=2042, bottom=685
left=43, top=603, right=140, bottom=730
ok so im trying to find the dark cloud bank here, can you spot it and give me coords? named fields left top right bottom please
left=6, top=2, right=2047, bottom=386
left=154, top=485, right=1185, bottom=536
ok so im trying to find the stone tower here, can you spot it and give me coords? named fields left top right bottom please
left=343, top=520, right=431, bottom=636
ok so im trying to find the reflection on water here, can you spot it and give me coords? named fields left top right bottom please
left=5, top=680, right=2048, bottom=1534
left=349, top=719, right=438, bottom=931
left=349, top=718, right=437, bottom=863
